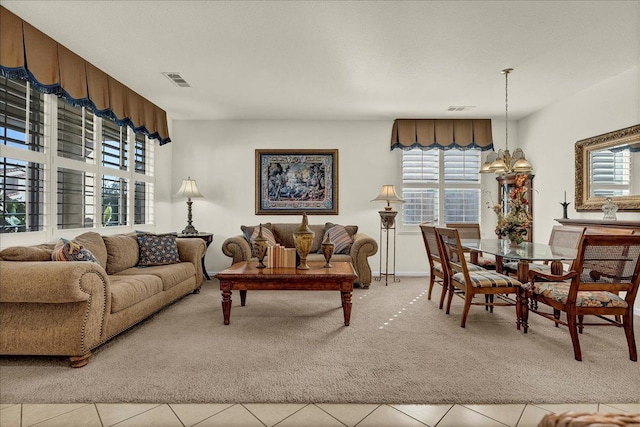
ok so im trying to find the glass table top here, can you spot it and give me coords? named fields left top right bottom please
left=461, top=239, right=577, bottom=261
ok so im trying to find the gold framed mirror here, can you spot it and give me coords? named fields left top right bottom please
left=575, top=124, right=640, bottom=211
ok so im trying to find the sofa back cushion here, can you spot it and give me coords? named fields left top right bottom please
left=272, top=223, right=325, bottom=253
left=103, top=234, right=139, bottom=274
left=74, top=232, right=108, bottom=269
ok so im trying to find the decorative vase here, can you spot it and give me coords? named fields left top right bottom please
left=321, top=235, right=335, bottom=268
left=292, top=213, right=315, bottom=270
left=252, top=224, right=269, bottom=268
left=507, top=233, right=524, bottom=246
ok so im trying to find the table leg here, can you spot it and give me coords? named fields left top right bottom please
left=221, top=287, right=232, bottom=325
left=515, top=287, right=522, bottom=330
left=240, top=290, right=247, bottom=306
left=202, top=257, right=210, bottom=280
left=550, top=260, right=564, bottom=276
left=341, top=291, right=352, bottom=326
left=521, top=287, right=529, bottom=333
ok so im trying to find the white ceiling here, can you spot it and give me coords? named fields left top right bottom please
left=4, top=1, right=640, bottom=121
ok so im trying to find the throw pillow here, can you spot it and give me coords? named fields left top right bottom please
left=322, top=224, right=353, bottom=255
left=241, top=223, right=273, bottom=244
left=51, top=238, right=99, bottom=263
left=137, top=233, right=180, bottom=266
left=325, top=222, right=358, bottom=238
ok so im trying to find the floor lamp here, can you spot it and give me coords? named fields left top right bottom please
left=175, top=176, right=204, bottom=235
left=371, top=185, right=404, bottom=285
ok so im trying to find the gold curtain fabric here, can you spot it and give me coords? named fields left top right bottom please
left=390, top=119, right=493, bottom=151
left=0, top=6, right=171, bottom=144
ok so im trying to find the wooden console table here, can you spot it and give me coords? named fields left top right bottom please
left=555, top=219, right=640, bottom=232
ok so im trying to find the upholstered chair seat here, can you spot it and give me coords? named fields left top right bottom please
left=530, top=282, right=628, bottom=308
left=452, top=270, right=522, bottom=289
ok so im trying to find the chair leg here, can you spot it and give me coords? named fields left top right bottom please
left=484, top=294, right=490, bottom=311
left=489, top=294, right=494, bottom=313
left=446, top=284, right=455, bottom=315
left=567, top=314, right=583, bottom=361
left=553, top=309, right=561, bottom=327
left=578, top=315, right=584, bottom=334
left=460, top=294, right=472, bottom=328
left=427, top=275, right=435, bottom=300
left=623, top=314, right=638, bottom=362
left=438, top=280, right=448, bottom=310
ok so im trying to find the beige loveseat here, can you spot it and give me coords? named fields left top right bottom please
left=222, top=222, right=378, bottom=288
left=0, top=232, right=205, bottom=367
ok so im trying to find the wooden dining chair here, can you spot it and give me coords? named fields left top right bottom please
left=525, top=233, right=640, bottom=361
left=504, top=225, right=585, bottom=276
left=436, top=227, right=523, bottom=327
left=445, top=223, right=496, bottom=269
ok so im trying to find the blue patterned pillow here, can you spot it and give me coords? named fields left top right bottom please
left=322, top=225, right=353, bottom=255
left=51, top=238, right=98, bottom=263
left=137, top=233, right=180, bottom=266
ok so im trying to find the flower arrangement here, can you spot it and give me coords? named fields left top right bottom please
left=491, top=174, right=532, bottom=245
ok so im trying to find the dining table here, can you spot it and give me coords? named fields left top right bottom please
left=460, top=238, right=578, bottom=330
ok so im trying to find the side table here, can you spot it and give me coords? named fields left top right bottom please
left=179, top=232, right=213, bottom=280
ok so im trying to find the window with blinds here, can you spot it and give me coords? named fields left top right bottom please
left=401, top=148, right=481, bottom=226
left=590, top=149, right=631, bottom=197
left=1, top=76, right=156, bottom=235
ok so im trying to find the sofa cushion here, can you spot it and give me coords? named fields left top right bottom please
left=271, top=223, right=325, bottom=253
left=109, top=274, right=163, bottom=313
left=116, top=262, right=196, bottom=291
left=322, top=224, right=353, bottom=254
left=74, top=231, right=108, bottom=269
left=137, top=233, right=180, bottom=266
left=0, top=244, right=54, bottom=261
left=51, top=238, right=99, bottom=263
left=103, top=234, right=139, bottom=274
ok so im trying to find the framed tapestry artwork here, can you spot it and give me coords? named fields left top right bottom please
left=255, top=149, right=338, bottom=215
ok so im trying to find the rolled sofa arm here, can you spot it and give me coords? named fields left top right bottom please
left=177, top=238, right=206, bottom=287
left=350, top=233, right=378, bottom=287
left=0, top=260, right=110, bottom=357
left=222, top=236, right=252, bottom=264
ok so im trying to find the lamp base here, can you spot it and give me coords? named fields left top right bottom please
left=182, top=225, right=199, bottom=235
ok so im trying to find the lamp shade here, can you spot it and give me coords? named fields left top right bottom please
left=174, top=177, right=203, bottom=198
left=371, top=185, right=404, bottom=210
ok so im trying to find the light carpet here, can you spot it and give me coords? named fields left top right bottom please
left=1, top=277, right=639, bottom=404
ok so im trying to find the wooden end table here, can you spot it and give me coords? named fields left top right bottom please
left=215, top=261, right=357, bottom=326
left=179, top=232, right=213, bottom=281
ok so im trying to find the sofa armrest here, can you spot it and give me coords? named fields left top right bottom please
left=0, top=260, right=111, bottom=356
left=222, top=236, right=252, bottom=264
left=0, top=260, right=109, bottom=304
left=176, top=238, right=206, bottom=287
left=349, top=233, right=378, bottom=286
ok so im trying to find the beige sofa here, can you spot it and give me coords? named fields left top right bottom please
left=222, top=222, right=378, bottom=288
left=0, top=232, right=205, bottom=367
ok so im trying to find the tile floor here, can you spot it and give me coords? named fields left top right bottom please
left=1, top=402, right=638, bottom=427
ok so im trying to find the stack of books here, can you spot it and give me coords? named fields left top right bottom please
left=266, top=245, right=297, bottom=268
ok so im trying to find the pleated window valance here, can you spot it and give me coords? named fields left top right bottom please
left=390, top=119, right=493, bottom=151
left=0, top=6, right=171, bottom=145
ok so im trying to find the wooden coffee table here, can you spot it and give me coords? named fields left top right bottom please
left=215, top=261, right=357, bottom=326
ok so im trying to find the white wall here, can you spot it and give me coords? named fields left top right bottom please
left=519, top=65, right=640, bottom=244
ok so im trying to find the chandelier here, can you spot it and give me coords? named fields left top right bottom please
left=480, top=68, right=533, bottom=174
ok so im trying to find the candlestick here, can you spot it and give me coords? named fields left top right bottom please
left=564, top=191, right=566, bottom=203
left=560, top=201, right=571, bottom=219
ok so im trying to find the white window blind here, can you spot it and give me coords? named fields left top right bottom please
left=401, top=148, right=481, bottom=226
left=591, top=149, right=631, bottom=197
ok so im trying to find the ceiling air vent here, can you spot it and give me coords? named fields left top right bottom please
left=162, top=72, right=190, bottom=88
left=447, top=106, right=475, bottom=112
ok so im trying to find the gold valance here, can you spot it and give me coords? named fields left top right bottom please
left=390, top=119, right=493, bottom=151
left=0, top=6, right=171, bottom=145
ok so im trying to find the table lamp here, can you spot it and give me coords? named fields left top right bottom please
left=174, top=176, right=204, bottom=235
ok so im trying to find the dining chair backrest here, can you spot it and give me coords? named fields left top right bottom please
left=547, top=225, right=585, bottom=249
left=571, top=233, right=640, bottom=296
left=445, top=223, right=480, bottom=240
left=435, top=226, right=470, bottom=278
left=419, top=223, right=444, bottom=269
